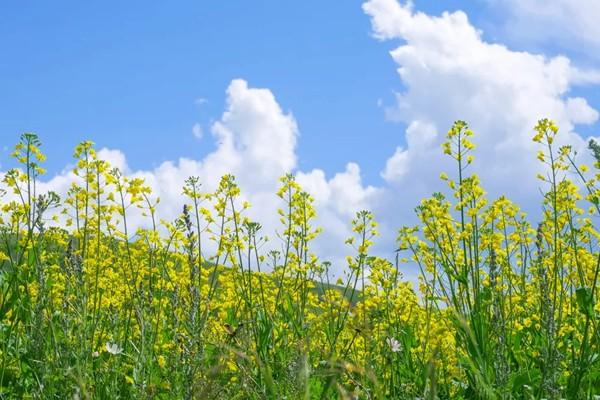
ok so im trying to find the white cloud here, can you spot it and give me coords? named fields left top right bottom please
left=363, top=0, right=600, bottom=215
left=297, top=163, right=382, bottom=266
left=382, top=146, right=409, bottom=182
left=298, top=163, right=380, bottom=218
left=192, top=123, right=203, bottom=139
left=97, top=148, right=129, bottom=172
left=125, top=78, right=302, bottom=226
left=381, top=120, right=437, bottom=182
left=1, top=79, right=376, bottom=275
left=566, top=97, right=599, bottom=125
left=491, top=0, right=600, bottom=60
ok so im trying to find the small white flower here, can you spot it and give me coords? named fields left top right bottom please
left=105, top=342, right=123, bottom=355
left=92, top=351, right=100, bottom=358
left=386, top=337, right=402, bottom=353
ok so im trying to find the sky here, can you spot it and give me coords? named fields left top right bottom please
left=1, top=0, right=600, bottom=277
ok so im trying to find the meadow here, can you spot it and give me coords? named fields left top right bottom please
left=1, top=119, right=600, bottom=399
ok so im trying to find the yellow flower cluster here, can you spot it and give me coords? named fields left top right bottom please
left=2, top=122, right=600, bottom=398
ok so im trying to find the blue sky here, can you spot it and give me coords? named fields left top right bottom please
left=4, top=1, right=595, bottom=181
left=2, top=0, right=600, bottom=269
left=1, top=1, right=403, bottom=180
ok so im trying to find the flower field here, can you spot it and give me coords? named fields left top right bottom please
left=1, top=119, right=600, bottom=399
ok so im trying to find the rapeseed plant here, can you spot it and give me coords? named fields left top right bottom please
left=1, top=120, right=600, bottom=399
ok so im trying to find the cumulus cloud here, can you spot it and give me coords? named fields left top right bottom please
left=490, top=0, right=600, bottom=61
left=116, top=78, right=303, bottom=227
left=2, top=79, right=376, bottom=274
left=192, top=123, right=203, bottom=139
left=321, top=0, right=600, bottom=280
left=363, top=0, right=600, bottom=215
left=296, top=163, right=382, bottom=265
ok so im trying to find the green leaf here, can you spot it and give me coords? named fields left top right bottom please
left=576, top=287, right=594, bottom=317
